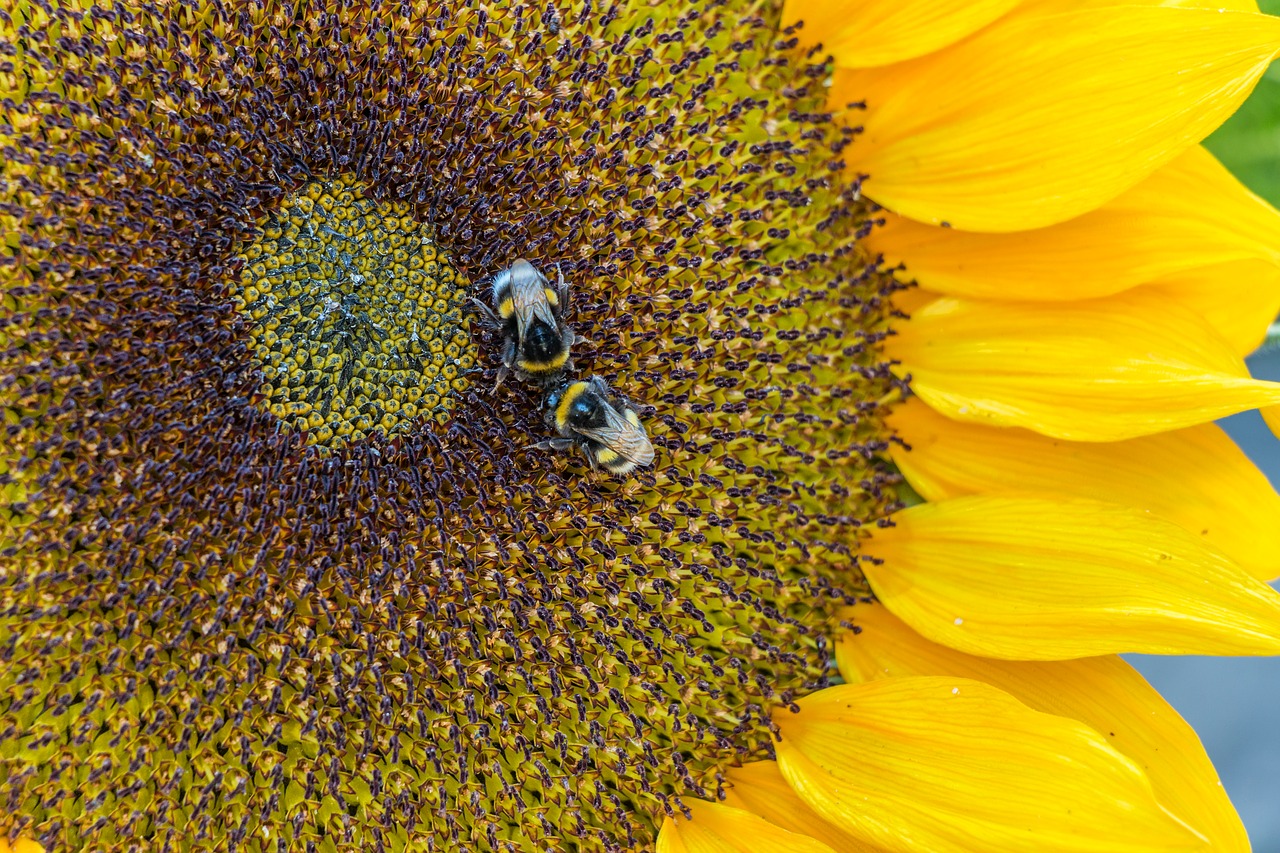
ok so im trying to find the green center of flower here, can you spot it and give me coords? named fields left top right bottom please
left=231, top=175, right=475, bottom=448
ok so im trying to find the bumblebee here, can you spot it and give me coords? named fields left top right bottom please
left=472, top=258, right=577, bottom=388
left=536, top=376, right=655, bottom=475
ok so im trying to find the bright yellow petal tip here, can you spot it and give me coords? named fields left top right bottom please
left=888, top=397, right=1280, bottom=581
left=837, top=605, right=1249, bottom=852
left=888, top=292, right=1280, bottom=441
left=864, top=495, right=1280, bottom=659
left=774, top=678, right=1206, bottom=853
left=656, top=799, right=838, bottom=853
left=1262, top=404, right=1280, bottom=443
left=782, top=0, right=1019, bottom=68
left=1143, top=258, right=1280, bottom=356
left=838, top=6, right=1280, bottom=231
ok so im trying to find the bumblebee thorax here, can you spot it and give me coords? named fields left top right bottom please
left=553, top=379, right=595, bottom=429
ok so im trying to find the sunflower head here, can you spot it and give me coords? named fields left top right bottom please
left=1, top=1, right=900, bottom=850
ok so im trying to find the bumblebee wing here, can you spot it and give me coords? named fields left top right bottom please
left=575, top=405, right=655, bottom=466
left=509, top=266, right=559, bottom=340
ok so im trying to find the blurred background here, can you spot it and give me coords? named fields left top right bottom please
left=1124, top=6, right=1280, bottom=847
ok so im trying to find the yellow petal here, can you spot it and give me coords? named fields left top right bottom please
left=1140, top=258, right=1280, bottom=356
left=1263, top=404, right=1280, bottom=440
left=1035, top=0, right=1258, bottom=9
left=782, top=0, right=1020, bottom=68
left=838, top=605, right=1248, bottom=852
left=887, top=284, right=937, bottom=317
left=723, top=762, right=888, bottom=852
left=888, top=397, right=1280, bottom=580
left=864, top=495, right=1280, bottom=658
left=836, top=7, right=1280, bottom=231
left=0, top=842, right=44, bottom=853
left=888, top=292, right=1280, bottom=441
left=865, top=145, right=1280, bottom=305
left=656, top=800, right=838, bottom=853
left=774, top=678, right=1205, bottom=853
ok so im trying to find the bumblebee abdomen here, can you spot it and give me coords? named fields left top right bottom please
left=518, top=319, right=570, bottom=373
left=592, top=442, right=638, bottom=475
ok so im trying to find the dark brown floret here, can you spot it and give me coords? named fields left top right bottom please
left=0, top=1, right=901, bottom=851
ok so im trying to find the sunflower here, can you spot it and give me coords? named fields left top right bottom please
left=3, top=0, right=1280, bottom=852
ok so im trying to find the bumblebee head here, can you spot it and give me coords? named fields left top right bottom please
left=543, top=377, right=575, bottom=414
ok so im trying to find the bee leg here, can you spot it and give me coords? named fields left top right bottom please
left=469, top=297, right=500, bottom=329
left=555, top=262, right=570, bottom=308
left=531, top=437, right=577, bottom=452
left=559, top=326, right=584, bottom=359
left=496, top=339, right=520, bottom=386
left=572, top=333, right=592, bottom=346
left=492, top=365, right=510, bottom=392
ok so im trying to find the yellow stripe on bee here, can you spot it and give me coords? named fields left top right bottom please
left=520, top=349, right=570, bottom=372
left=624, top=409, right=640, bottom=428
left=556, top=381, right=590, bottom=429
left=544, top=287, right=559, bottom=307
left=498, top=297, right=515, bottom=319
left=595, top=446, right=619, bottom=464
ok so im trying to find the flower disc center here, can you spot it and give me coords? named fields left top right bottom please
left=231, top=175, right=476, bottom=448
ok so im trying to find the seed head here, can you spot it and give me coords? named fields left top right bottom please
left=1, top=2, right=902, bottom=850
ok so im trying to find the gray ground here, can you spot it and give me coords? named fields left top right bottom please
left=1126, top=347, right=1280, bottom=851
